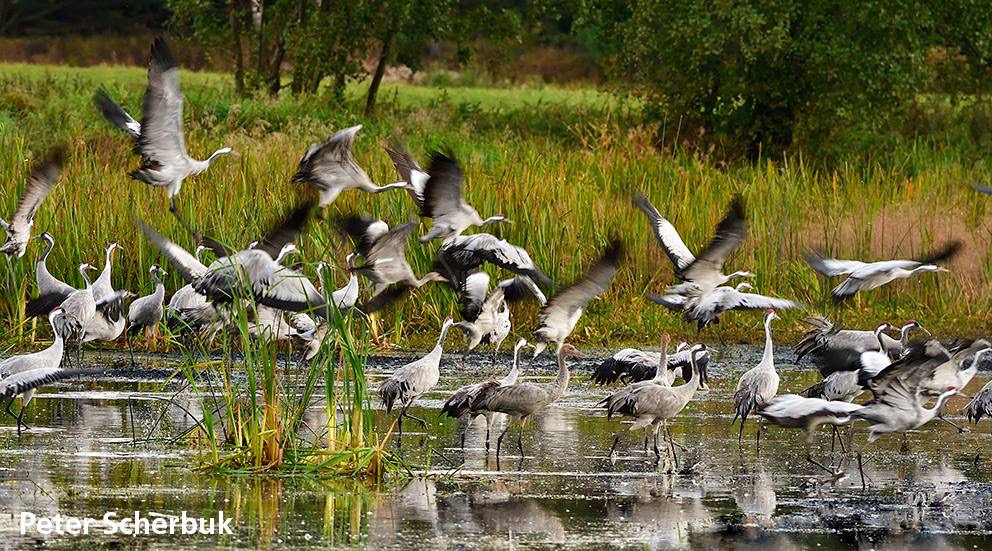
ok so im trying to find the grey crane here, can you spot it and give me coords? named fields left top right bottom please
left=98, top=38, right=231, bottom=213
left=920, top=340, right=990, bottom=431
left=26, top=263, right=98, bottom=365
left=316, top=255, right=360, bottom=310
left=1, top=147, right=63, bottom=258
left=433, top=232, right=554, bottom=293
left=385, top=141, right=430, bottom=209
left=34, top=232, right=73, bottom=298
left=756, top=394, right=864, bottom=475
left=592, top=341, right=711, bottom=388
left=82, top=290, right=135, bottom=345
left=453, top=272, right=511, bottom=359
left=90, top=241, right=121, bottom=303
left=418, top=152, right=509, bottom=243
left=0, top=308, right=105, bottom=435
left=165, top=245, right=209, bottom=329
left=478, top=343, right=581, bottom=469
left=804, top=242, right=961, bottom=301
left=379, top=317, right=456, bottom=439
left=803, top=322, right=894, bottom=404
left=339, top=215, right=448, bottom=298
left=127, top=264, right=167, bottom=351
left=663, top=282, right=801, bottom=330
left=441, top=338, right=528, bottom=451
left=851, top=338, right=962, bottom=487
left=733, top=309, right=781, bottom=446
left=293, top=125, right=405, bottom=207
left=795, top=316, right=927, bottom=370
left=532, top=240, right=622, bottom=358
left=602, top=339, right=707, bottom=470
left=633, top=192, right=751, bottom=296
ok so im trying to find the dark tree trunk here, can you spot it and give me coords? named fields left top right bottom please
left=229, top=0, right=245, bottom=96
left=364, top=31, right=395, bottom=117
left=267, top=37, right=286, bottom=98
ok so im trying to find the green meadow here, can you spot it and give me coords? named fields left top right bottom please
left=1, top=63, right=991, bottom=350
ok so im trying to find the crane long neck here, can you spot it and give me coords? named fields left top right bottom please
left=652, top=348, right=670, bottom=383
left=760, top=317, right=775, bottom=368
left=920, top=389, right=957, bottom=421
left=673, top=352, right=702, bottom=402
left=40, top=238, right=54, bottom=262
left=503, top=347, right=522, bottom=385
left=80, top=268, right=92, bottom=288
left=551, top=352, right=571, bottom=400
left=414, top=272, right=439, bottom=288
left=434, top=322, right=452, bottom=353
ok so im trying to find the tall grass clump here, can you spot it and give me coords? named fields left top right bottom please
left=175, top=281, right=403, bottom=479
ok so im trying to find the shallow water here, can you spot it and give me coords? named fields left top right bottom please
left=1, top=345, right=992, bottom=549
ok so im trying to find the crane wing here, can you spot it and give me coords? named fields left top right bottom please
left=680, top=195, right=747, bottom=282
left=94, top=89, right=141, bottom=141
left=134, top=37, right=186, bottom=169
left=10, top=148, right=63, bottom=229
left=632, top=192, right=695, bottom=271
left=291, top=125, right=372, bottom=192
left=421, top=152, right=464, bottom=219
left=537, top=240, right=622, bottom=333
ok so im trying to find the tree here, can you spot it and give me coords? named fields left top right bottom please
left=579, top=0, right=981, bottom=158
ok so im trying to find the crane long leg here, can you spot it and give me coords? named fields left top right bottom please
left=737, top=419, right=745, bottom=446
left=5, top=399, right=16, bottom=424
left=652, top=428, right=661, bottom=460
left=755, top=423, right=762, bottom=455
left=403, top=412, right=428, bottom=428
left=665, top=421, right=679, bottom=470
left=485, top=413, right=494, bottom=453
left=642, top=428, right=649, bottom=454
left=15, top=404, right=30, bottom=436
left=496, top=422, right=512, bottom=470
left=608, top=432, right=623, bottom=457
left=516, top=418, right=527, bottom=459
left=857, top=452, right=866, bottom=490
left=665, top=425, right=687, bottom=451
left=937, top=413, right=970, bottom=433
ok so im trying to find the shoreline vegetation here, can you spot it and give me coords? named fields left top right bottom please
left=2, top=63, right=991, bottom=351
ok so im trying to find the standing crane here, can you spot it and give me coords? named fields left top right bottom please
left=734, top=309, right=780, bottom=448
left=478, top=343, right=581, bottom=469
left=127, top=264, right=167, bottom=354
left=441, top=338, right=528, bottom=452
left=601, top=341, right=707, bottom=471
left=379, top=317, right=456, bottom=440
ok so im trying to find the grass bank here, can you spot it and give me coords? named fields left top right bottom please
left=1, top=63, right=991, bottom=350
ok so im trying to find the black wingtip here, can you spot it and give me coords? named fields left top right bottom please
left=150, top=36, right=177, bottom=70
left=604, top=238, right=624, bottom=264
left=916, top=240, right=962, bottom=265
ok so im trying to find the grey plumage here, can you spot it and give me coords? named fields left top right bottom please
left=34, top=232, right=74, bottom=298
left=676, top=282, right=800, bottom=330
left=90, top=241, right=121, bottom=303
left=453, top=272, right=512, bottom=352
left=795, top=317, right=926, bottom=374
left=634, top=192, right=751, bottom=295
left=293, top=125, right=405, bottom=207
left=128, top=264, right=167, bottom=331
left=94, top=88, right=141, bottom=141
left=733, top=310, right=780, bottom=440
left=379, top=318, right=455, bottom=415
left=121, top=37, right=231, bottom=210
left=339, top=215, right=448, bottom=298
left=385, top=141, right=429, bottom=209
left=478, top=344, right=580, bottom=465
left=803, top=323, right=894, bottom=402
left=591, top=343, right=711, bottom=387
left=532, top=240, right=622, bottom=358
left=434, top=232, right=554, bottom=292
left=1, top=147, right=63, bottom=258
left=418, top=152, right=509, bottom=243
left=82, top=290, right=135, bottom=344
left=601, top=340, right=706, bottom=463
left=441, top=338, right=527, bottom=450
left=804, top=242, right=961, bottom=301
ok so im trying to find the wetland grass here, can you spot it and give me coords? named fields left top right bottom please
left=1, top=64, right=991, bottom=349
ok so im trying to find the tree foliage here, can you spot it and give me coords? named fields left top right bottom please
left=580, top=0, right=992, bottom=158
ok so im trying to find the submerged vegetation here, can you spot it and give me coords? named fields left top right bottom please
left=1, top=63, right=992, bottom=351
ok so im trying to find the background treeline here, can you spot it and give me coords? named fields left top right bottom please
left=3, top=1, right=992, bottom=160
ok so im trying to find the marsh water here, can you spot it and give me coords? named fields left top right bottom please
left=2, top=346, right=992, bottom=550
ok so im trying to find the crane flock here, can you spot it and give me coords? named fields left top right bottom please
left=2, top=37, right=991, bottom=485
